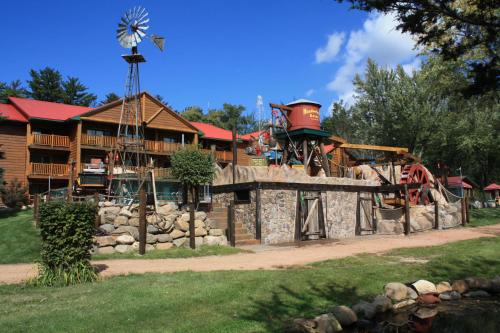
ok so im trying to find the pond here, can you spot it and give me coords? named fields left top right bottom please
left=345, top=298, right=500, bottom=333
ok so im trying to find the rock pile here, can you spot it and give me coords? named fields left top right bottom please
left=290, top=275, right=500, bottom=332
left=93, top=201, right=227, bottom=254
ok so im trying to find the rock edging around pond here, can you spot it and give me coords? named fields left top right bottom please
left=93, top=201, right=227, bottom=254
left=291, top=275, right=500, bottom=332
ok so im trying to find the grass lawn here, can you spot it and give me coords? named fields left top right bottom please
left=0, top=236, right=499, bottom=332
left=0, top=210, right=40, bottom=264
left=469, top=208, right=500, bottom=227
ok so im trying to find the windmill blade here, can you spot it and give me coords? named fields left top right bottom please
left=136, top=29, right=146, bottom=39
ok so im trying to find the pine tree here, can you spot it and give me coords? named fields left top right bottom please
left=0, top=80, right=28, bottom=103
left=99, top=93, right=121, bottom=105
left=27, top=67, right=64, bottom=102
left=62, top=77, right=97, bottom=106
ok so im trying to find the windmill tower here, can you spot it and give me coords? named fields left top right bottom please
left=109, top=7, right=165, bottom=199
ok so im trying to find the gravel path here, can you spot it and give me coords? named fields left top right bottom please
left=1, top=224, right=499, bottom=285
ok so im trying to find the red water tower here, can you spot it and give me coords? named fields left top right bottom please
left=286, top=99, right=321, bottom=131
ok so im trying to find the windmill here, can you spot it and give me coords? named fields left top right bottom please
left=109, top=6, right=165, bottom=200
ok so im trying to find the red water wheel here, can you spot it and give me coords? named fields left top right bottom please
left=400, top=164, right=431, bottom=205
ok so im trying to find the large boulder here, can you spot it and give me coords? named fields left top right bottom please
left=128, top=217, right=139, bottom=227
left=436, top=281, right=452, bottom=294
left=372, top=295, right=392, bottom=313
left=194, top=219, right=205, bottom=228
left=352, top=301, right=376, bottom=319
left=393, top=299, right=416, bottom=310
left=156, top=242, right=174, bottom=250
left=97, top=246, right=115, bottom=255
left=314, top=314, right=343, bottom=333
left=452, top=280, right=469, bottom=294
left=131, top=242, right=154, bottom=252
left=112, top=226, right=139, bottom=240
left=465, top=277, right=491, bottom=290
left=464, top=290, right=490, bottom=298
left=146, top=233, right=157, bottom=244
left=104, top=213, right=117, bottom=224
left=147, top=225, right=159, bottom=234
left=114, top=215, right=129, bottom=226
left=156, top=233, right=173, bottom=243
left=119, top=207, right=133, bottom=218
left=146, top=214, right=161, bottom=224
left=203, top=235, right=227, bottom=246
left=406, top=287, right=418, bottom=300
left=490, top=276, right=500, bottom=293
left=180, top=212, right=190, bottom=222
left=170, top=229, right=185, bottom=239
left=99, top=224, right=115, bottom=234
left=116, top=234, right=135, bottom=245
left=384, top=282, right=408, bottom=301
left=185, top=227, right=207, bottom=237
left=209, top=228, right=224, bottom=236
left=115, top=244, right=133, bottom=253
left=174, top=219, right=189, bottom=231
left=330, top=305, right=357, bottom=326
left=439, top=291, right=461, bottom=301
left=173, top=237, right=187, bottom=248
left=195, top=211, right=207, bottom=221
left=412, top=280, right=437, bottom=295
left=94, top=236, right=116, bottom=247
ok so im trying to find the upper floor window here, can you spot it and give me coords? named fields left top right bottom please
left=87, top=129, right=111, bottom=137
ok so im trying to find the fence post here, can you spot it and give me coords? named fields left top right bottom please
left=255, top=188, right=261, bottom=241
left=355, top=192, right=361, bottom=236
left=465, top=196, right=470, bottom=224
left=189, top=203, right=195, bottom=249
left=404, top=184, right=410, bottom=235
left=227, top=200, right=235, bottom=247
left=461, top=197, right=466, bottom=227
left=94, top=192, right=101, bottom=229
left=371, top=192, right=377, bottom=233
left=139, top=188, right=147, bottom=255
left=33, top=194, right=40, bottom=228
left=434, top=199, right=439, bottom=230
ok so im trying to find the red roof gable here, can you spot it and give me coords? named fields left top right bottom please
left=447, top=176, right=473, bottom=189
left=241, top=130, right=263, bottom=141
left=484, top=183, right=500, bottom=191
left=191, top=122, right=248, bottom=142
left=0, top=103, right=27, bottom=122
left=9, top=97, right=91, bottom=121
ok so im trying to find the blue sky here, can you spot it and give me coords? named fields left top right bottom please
left=2, top=0, right=419, bottom=119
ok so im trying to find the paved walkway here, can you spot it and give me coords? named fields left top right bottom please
left=2, top=224, right=499, bottom=285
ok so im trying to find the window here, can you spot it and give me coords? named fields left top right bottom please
left=87, top=129, right=111, bottom=137
left=235, top=189, right=251, bottom=204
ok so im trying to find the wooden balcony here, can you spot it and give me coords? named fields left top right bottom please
left=203, top=148, right=251, bottom=165
left=81, top=134, right=195, bottom=154
left=30, top=133, right=70, bottom=149
left=29, top=163, right=70, bottom=178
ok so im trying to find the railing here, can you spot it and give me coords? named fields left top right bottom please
left=81, top=134, right=116, bottom=148
left=31, top=133, right=70, bottom=148
left=110, top=165, right=173, bottom=179
left=144, top=140, right=183, bottom=153
left=202, top=149, right=250, bottom=165
left=29, top=163, right=69, bottom=177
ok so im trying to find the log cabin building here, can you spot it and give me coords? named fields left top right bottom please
left=0, top=92, right=250, bottom=196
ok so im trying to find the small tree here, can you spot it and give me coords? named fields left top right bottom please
left=171, top=148, right=215, bottom=207
left=0, top=179, right=28, bottom=209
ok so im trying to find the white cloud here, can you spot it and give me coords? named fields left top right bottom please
left=315, top=32, right=345, bottom=64
left=305, top=89, right=315, bottom=97
left=320, top=13, right=420, bottom=104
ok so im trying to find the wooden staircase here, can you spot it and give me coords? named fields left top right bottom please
left=207, top=205, right=260, bottom=246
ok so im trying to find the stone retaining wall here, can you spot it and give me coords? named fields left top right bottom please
left=93, top=201, right=227, bottom=254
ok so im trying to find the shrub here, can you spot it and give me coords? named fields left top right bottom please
left=32, top=201, right=97, bottom=286
left=0, top=179, right=28, bottom=209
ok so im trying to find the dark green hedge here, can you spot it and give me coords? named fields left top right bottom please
left=35, top=201, right=97, bottom=286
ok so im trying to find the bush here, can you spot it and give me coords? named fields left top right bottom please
left=0, top=179, right=28, bottom=209
left=32, top=201, right=97, bottom=286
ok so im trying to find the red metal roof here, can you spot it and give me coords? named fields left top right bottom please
left=484, top=183, right=500, bottom=191
left=191, top=122, right=248, bottom=142
left=447, top=176, right=473, bottom=189
left=8, top=97, right=91, bottom=121
left=0, top=103, right=27, bottom=122
left=241, top=130, right=264, bottom=141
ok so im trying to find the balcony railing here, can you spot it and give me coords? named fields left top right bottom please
left=202, top=149, right=250, bottom=165
left=31, top=133, right=70, bottom=148
left=81, top=134, right=194, bottom=154
left=81, top=134, right=116, bottom=148
left=29, top=163, right=69, bottom=177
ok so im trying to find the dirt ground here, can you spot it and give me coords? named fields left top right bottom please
left=1, top=224, right=499, bottom=285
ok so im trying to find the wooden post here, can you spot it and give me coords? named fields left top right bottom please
left=189, top=203, right=195, bottom=249
left=404, top=184, right=410, bottom=235
left=465, top=196, right=470, bottom=224
left=255, top=188, right=261, bottom=240
left=371, top=192, right=377, bottom=233
left=355, top=192, right=361, bottom=236
left=461, top=197, right=466, bottom=226
left=67, top=160, right=74, bottom=202
left=138, top=188, right=147, bottom=255
left=33, top=194, right=40, bottom=228
left=303, top=140, right=308, bottom=175
left=319, top=141, right=331, bottom=177
left=434, top=199, right=439, bottom=230
left=317, top=193, right=326, bottom=237
left=94, top=192, right=100, bottom=229
left=227, top=200, right=235, bottom=247
left=294, top=191, right=302, bottom=241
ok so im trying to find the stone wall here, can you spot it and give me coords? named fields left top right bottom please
left=260, top=190, right=297, bottom=244
left=325, top=191, right=358, bottom=239
left=94, top=201, right=227, bottom=254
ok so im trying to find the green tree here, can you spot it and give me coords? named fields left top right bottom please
left=28, top=67, right=64, bottom=102
left=62, top=77, right=97, bottom=107
left=0, top=80, right=29, bottom=103
left=321, top=101, right=356, bottom=141
left=171, top=148, right=215, bottom=207
left=181, top=106, right=205, bottom=122
left=99, top=92, right=121, bottom=105
left=336, top=0, right=499, bottom=94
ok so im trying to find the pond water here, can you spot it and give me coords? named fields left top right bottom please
left=345, top=298, right=500, bottom=333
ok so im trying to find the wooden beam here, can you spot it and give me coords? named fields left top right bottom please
left=255, top=188, right=261, bottom=241
left=404, top=184, right=410, bottom=235
left=294, top=191, right=302, bottom=241
left=145, top=107, right=164, bottom=124
left=139, top=188, right=147, bottom=255
left=339, top=143, right=408, bottom=153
